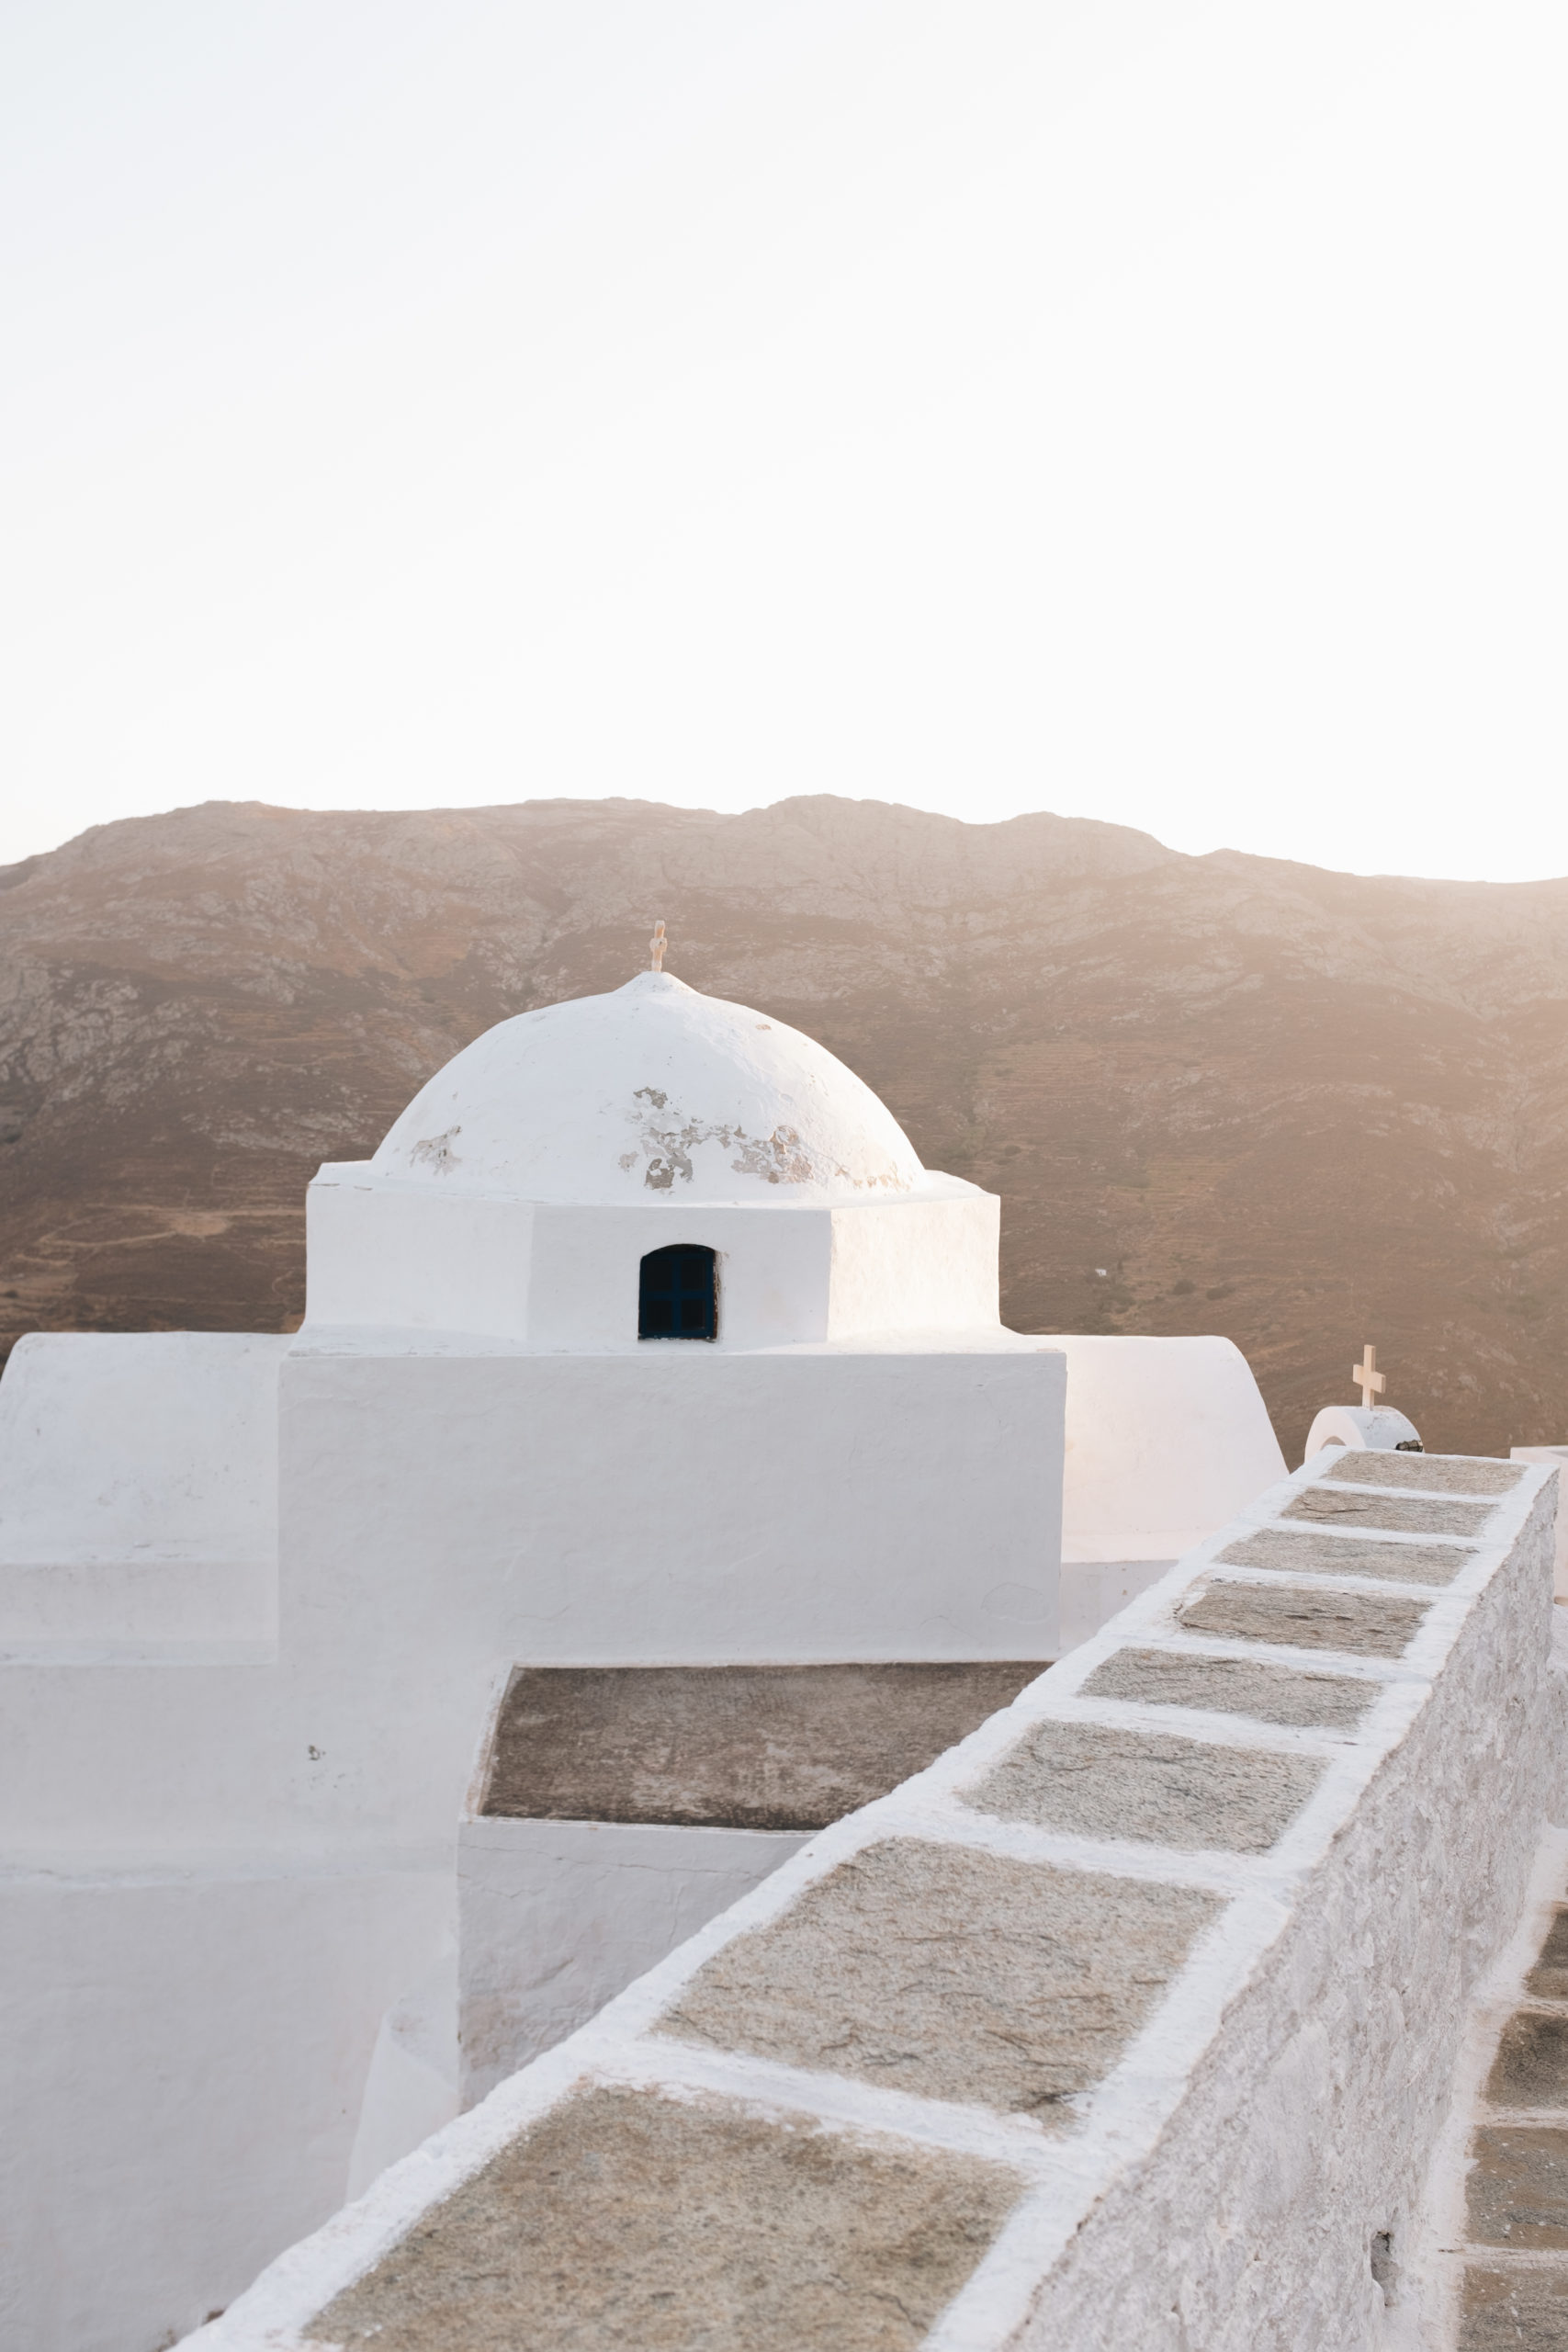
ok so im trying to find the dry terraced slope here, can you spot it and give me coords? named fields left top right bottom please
left=0, top=793, right=1565, bottom=1460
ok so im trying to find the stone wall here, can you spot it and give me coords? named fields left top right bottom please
left=185, top=1446, right=1560, bottom=2352
left=458, top=1662, right=1043, bottom=2104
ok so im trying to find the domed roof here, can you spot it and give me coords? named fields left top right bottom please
left=369, top=970, right=927, bottom=1205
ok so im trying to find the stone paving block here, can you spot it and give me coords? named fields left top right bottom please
left=1283, top=1486, right=1492, bottom=1539
left=1322, top=1450, right=1525, bottom=1498
left=1177, top=1580, right=1427, bottom=1659
left=310, top=2085, right=1022, bottom=2352
left=1080, top=1647, right=1373, bottom=1731
left=1461, top=2263, right=1568, bottom=2351
left=481, top=1663, right=1049, bottom=1831
left=1528, top=1910, right=1568, bottom=2002
left=1219, top=1525, right=1470, bottom=1586
left=656, top=1838, right=1220, bottom=2117
left=964, top=1719, right=1322, bottom=1854
left=1467, top=2125, right=1568, bottom=2247
left=1485, top=2013, right=1568, bottom=2111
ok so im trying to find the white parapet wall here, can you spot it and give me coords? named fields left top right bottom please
left=457, top=1816, right=811, bottom=2108
left=184, top=1446, right=1560, bottom=2352
left=1043, top=1332, right=1288, bottom=1654
left=304, top=1173, right=999, bottom=1350
left=0, top=1331, right=285, bottom=1663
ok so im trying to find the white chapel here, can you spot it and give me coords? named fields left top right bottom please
left=0, top=954, right=1288, bottom=2352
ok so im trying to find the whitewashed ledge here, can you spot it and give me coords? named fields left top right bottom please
left=185, top=1448, right=1561, bottom=2352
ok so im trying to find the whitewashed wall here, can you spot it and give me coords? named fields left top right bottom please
left=0, top=1330, right=1062, bottom=2352
left=1046, top=1332, right=1286, bottom=1649
left=305, top=1170, right=998, bottom=1347
left=0, top=1331, right=284, bottom=1661
left=0, top=1864, right=450, bottom=2352
left=458, top=1816, right=809, bottom=2106
left=189, top=1450, right=1560, bottom=2352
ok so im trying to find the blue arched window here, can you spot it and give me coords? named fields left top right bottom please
left=638, top=1245, right=717, bottom=1340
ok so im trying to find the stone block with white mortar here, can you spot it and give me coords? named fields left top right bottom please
left=186, top=1442, right=1561, bottom=2352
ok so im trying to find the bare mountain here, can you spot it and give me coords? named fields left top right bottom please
left=0, top=793, right=1565, bottom=1459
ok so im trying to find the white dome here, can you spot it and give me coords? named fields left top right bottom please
left=370, top=971, right=927, bottom=1205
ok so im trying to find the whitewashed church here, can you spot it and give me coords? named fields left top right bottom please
left=6, top=946, right=1558, bottom=2352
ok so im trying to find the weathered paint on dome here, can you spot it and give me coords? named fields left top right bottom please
left=370, top=970, right=926, bottom=1204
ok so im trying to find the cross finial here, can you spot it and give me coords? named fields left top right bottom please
left=1352, top=1342, right=1386, bottom=1409
left=649, top=921, right=668, bottom=974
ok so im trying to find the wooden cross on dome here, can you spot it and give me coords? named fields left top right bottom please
left=649, top=922, right=668, bottom=973
left=1352, top=1343, right=1386, bottom=1409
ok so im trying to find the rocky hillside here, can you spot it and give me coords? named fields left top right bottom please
left=1, top=793, right=1565, bottom=1459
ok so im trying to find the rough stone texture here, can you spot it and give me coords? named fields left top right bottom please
left=964, top=1719, right=1322, bottom=1855
left=309, top=2085, right=1024, bottom=2352
left=1219, top=1526, right=1470, bottom=1586
left=185, top=1471, right=1559, bottom=2352
left=1005, top=1477, right=1559, bottom=2350
left=658, top=1838, right=1219, bottom=2117
left=1529, top=1910, right=1568, bottom=2001
left=1282, top=1486, right=1492, bottom=1539
left=481, top=1664, right=1047, bottom=1831
left=1485, top=2014, right=1568, bottom=2110
left=1176, top=1579, right=1429, bottom=1658
left=1460, top=2264, right=1568, bottom=2350
left=1431, top=1879, right=1568, bottom=2335
left=1080, top=1646, right=1374, bottom=1730
left=1466, top=2126, right=1568, bottom=2248
left=1322, top=1452, right=1525, bottom=1498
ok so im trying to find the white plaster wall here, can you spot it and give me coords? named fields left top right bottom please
left=524, top=1199, right=835, bottom=1349
left=0, top=1860, right=449, bottom=2352
left=305, top=1170, right=997, bottom=1350
left=308, top=1185, right=837, bottom=1349
left=1055, top=1557, right=1174, bottom=1653
left=0, top=1553, right=278, bottom=1662
left=347, top=1952, right=460, bottom=2203
left=266, top=1346, right=1066, bottom=1869
left=0, top=1331, right=283, bottom=1563
left=826, top=1187, right=999, bottom=1338
left=457, top=1817, right=808, bottom=2107
left=0, top=1337, right=1063, bottom=1860
left=0, top=1327, right=1059, bottom=2352
left=0, top=1332, right=284, bottom=1660
left=1042, top=1331, right=1286, bottom=1565
left=305, top=1177, right=535, bottom=1339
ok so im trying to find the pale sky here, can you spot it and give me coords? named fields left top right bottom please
left=3, top=2, right=1564, bottom=880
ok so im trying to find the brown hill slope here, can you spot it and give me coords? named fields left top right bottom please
left=0, top=794, right=1565, bottom=1459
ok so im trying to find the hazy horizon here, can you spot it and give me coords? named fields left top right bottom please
left=4, top=3, right=1564, bottom=882
left=14, top=785, right=1568, bottom=895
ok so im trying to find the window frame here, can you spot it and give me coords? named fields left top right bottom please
left=637, top=1243, right=719, bottom=1342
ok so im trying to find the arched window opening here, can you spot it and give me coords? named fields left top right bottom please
left=638, top=1245, right=717, bottom=1340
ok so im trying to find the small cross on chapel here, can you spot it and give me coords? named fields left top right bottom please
left=1353, top=1342, right=1386, bottom=1409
